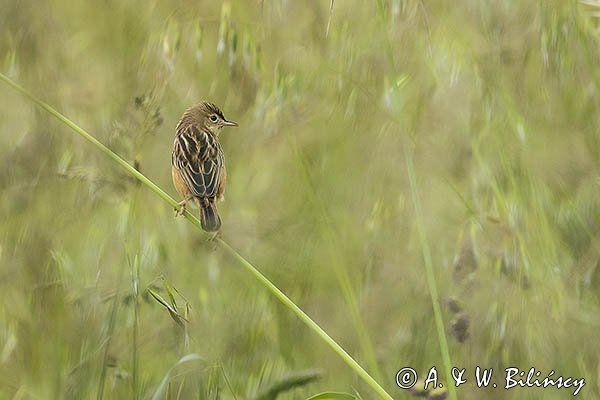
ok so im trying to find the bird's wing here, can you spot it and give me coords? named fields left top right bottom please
left=171, top=125, right=224, bottom=199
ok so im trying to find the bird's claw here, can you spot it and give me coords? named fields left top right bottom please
left=207, top=230, right=222, bottom=242
left=174, top=201, right=187, bottom=217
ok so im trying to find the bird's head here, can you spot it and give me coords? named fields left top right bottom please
left=186, top=101, right=238, bottom=135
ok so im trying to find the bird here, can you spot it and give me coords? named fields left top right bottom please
left=171, top=101, right=237, bottom=232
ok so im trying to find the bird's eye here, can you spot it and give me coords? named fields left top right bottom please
left=209, top=114, right=218, bottom=123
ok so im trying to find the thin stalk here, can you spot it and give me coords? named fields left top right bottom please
left=97, top=276, right=122, bottom=400
left=374, top=2, right=456, bottom=397
left=285, top=131, right=382, bottom=382
left=402, top=139, right=456, bottom=400
left=128, top=253, right=140, bottom=400
left=0, top=72, right=393, bottom=400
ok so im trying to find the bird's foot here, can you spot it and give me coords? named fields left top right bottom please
left=207, top=230, right=222, bottom=242
left=174, top=200, right=187, bottom=217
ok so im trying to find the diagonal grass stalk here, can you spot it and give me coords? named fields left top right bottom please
left=0, top=72, right=394, bottom=400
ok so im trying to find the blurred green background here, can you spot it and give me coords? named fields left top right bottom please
left=1, top=1, right=600, bottom=399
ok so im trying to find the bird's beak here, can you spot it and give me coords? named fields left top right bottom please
left=222, top=119, right=238, bottom=127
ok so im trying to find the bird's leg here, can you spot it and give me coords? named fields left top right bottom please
left=205, top=230, right=222, bottom=252
left=207, top=230, right=222, bottom=242
left=174, top=196, right=193, bottom=217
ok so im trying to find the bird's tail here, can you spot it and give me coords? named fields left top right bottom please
left=200, top=202, right=221, bottom=232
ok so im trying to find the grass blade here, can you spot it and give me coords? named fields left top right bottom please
left=306, top=393, right=356, bottom=400
left=147, top=287, right=188, bottom=326
left=150, top=353, right=204, bottom=400
left=254, top=369, right=322, bottom=400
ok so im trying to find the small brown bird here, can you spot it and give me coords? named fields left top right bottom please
left=171, top=102, right=237, bottom=232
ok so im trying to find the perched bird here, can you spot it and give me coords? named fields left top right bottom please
left=171, top=102, right=237, bottom=232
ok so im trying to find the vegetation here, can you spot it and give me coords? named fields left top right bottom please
left=1, top=1, right=599, bottom=399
